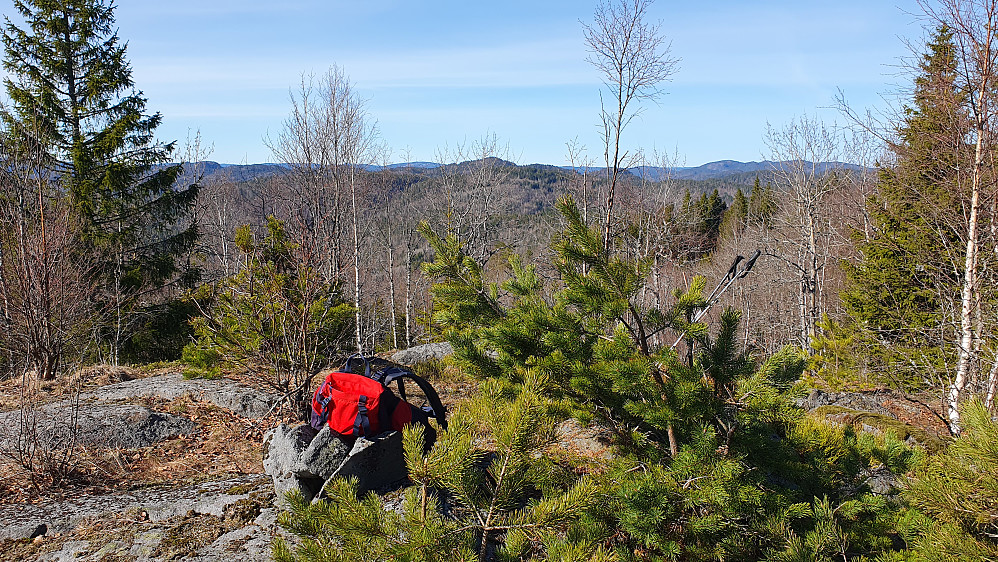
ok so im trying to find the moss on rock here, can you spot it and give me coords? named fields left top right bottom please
left=811, top=405, right=946, bottom=454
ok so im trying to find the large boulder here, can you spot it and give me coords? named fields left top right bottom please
left=330, top=431, right=407, bottom=496
left=263, top=423, right=407, bottom=503
left=295, top=425, right=352, bottom=480
left=262, top=423, right=322, bottom=502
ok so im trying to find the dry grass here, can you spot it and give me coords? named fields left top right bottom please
left=0, top=390, right=274, bottom=505
left=0, top=364, right=149, bottom=412
left=0, top=358, right=470, bottom=505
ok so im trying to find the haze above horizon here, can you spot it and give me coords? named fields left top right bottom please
left=102, top=1, right=924, bottom=167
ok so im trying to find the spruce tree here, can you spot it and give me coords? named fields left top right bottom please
left=697, top=188, right=727, bottom=245
left=840, top=26, right=967, bottom=386
left=720, top=187, right=748, bottom=239
left=2, top=0, right=198, bottom=362
left=747, top=176, right=776, bottom=227
left=677, top=188, right=727, bottom=257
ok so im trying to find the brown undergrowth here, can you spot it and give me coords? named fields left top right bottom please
left=0, top=356, right=474, bottom=504
left=0, top=364, right=165, bottom=412
left=0, top=391, right=274, bottom=505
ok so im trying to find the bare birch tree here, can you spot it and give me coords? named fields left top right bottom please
left=766, top=116, right=844, bottom=350
left=583, top=0, right=678, bottom=250
left=565, top=137, right=596, bottom=225
left=431, top=135, right=513, bottom=265
left=195, top=172, right=241, bottom=281
left=268, top=65, right=379, bottom=353
left=267, top=72, right=343, bottom=281
left=920, top=0, right=998, bottom=433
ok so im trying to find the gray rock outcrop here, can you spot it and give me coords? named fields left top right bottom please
left=390, top=342, right=453, bottom=366
left=0, top=474, right=272, bottom=540
left=798, top=389, right=894, bottom=416
left=0, top=403, right=196, bottom=450
left=14, top=475, right=278, bottom=561
left=82, top=372, right=279, bottom=418
left=0, top=373, right=297, bottom=561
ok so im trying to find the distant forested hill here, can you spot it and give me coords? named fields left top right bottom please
left=191, top=158, right=858, bottom=215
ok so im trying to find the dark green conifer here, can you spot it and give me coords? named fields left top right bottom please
left=839, top=26, right=967, bottom=386
left=720, top=187, right=748, bottom=238
left=747, top=176, right=777, bottom=227
left=2, top=0, right=199, bottom=360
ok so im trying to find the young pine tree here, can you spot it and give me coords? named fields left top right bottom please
left=184, top=218, right=354, bottom=419
left=905, top=401, right=998, bottom=560
left=273, top=375, right=610, bottom=562
left=417, top=197, right=922, bottom=560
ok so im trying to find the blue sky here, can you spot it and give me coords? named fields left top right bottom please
left=103, top=0, right=925, bottom=166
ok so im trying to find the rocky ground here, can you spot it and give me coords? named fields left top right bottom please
left=0, top=366, right=285, bottom=561
left=0, top=343, right=951, bottom=562
left=0, top=344, right=474, bottom=562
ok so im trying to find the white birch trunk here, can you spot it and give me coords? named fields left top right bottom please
left=950, top=160, right=981, bottom=433
left=350, top=168, right=362, bottom=353
left=985, top=352, right=998, bottom=412
left=405, top=247, right=413, bottom=348
left=388, top=243, right=398, bottom=350
left=949, top=24, right=993, bottom=431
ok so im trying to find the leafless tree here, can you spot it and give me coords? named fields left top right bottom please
left=565, top=137, right=596, bottom=225
left=919, top=0, right=998, bottom=432
left=182, top=133, right=242, bottom=282
left=267, top=71, right=344, bottom=281
left=765, top=115, right=845, bottom=350
left=397, top=170, right=433, bottom=348
left=431, top=135, right=513, bottom=265
left=268, top=65, right=379, bottom=353
left=0, top=116, right=99, bottom=380
left=195, top=172, right=242, bottom=281
left=583, top=0, right=678, bottom=250
left=370, top=158, right=401, bottom=349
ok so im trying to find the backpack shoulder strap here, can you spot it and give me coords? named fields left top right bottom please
left=382, top=368, right=448, bottom=430
left=342, top=353, right=372, bottom=379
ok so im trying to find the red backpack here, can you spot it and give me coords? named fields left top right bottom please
left=310, top=355, right=447, bottom=441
